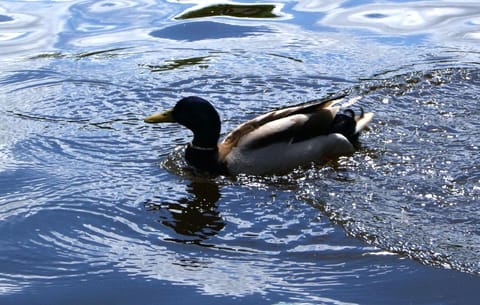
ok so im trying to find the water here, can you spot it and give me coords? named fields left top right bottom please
left=1, top=0, right=479, bottom=304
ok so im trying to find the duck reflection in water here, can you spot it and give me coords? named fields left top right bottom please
left=146, top=180, right=224, bottom=242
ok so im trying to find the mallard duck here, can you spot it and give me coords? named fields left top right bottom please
left=144, top=95, right=373, bottom=175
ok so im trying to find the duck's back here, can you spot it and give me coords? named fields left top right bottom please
left=218, top=96, right=358, bottom=175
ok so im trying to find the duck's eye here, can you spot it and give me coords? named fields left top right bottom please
left=343, top=109, right=355, bottom=118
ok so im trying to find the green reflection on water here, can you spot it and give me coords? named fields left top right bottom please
left=29, top=47, right=132, bottom=60
left=176, top=4, right=278, bottom=19
left=141, top=56, right=210, bottom=72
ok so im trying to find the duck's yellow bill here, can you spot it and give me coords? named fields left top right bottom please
left=144, top=109, right=175, bottom=123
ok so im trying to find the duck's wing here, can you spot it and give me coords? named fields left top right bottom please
left=218, top=95, right=350, bottom=158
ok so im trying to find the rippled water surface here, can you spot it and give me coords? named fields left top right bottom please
left=1, top=1, right=479, bottom=304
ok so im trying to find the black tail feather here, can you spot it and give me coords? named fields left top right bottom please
left=329, top=109, right=360, bottom=143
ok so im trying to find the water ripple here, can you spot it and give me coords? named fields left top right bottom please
left=0, top=2, right=73, bottom=56
left=320, top=1, right=480, bottom=41
left=295, top=67, right=480, bottom=274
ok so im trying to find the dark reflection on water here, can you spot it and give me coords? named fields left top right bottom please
left=146, top=180, right=224, bottom=242
left=0, top=15, right=13, bottom=22
left=150, top=21, right=272, bottom=41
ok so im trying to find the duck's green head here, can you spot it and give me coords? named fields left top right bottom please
left=144, top=96, right=221, bottom=148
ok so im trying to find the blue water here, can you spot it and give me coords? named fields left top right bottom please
left=1, top=1, right=479, bottom=304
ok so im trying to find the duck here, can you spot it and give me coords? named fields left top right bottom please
left=144, top=95, right=373, bottom=175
